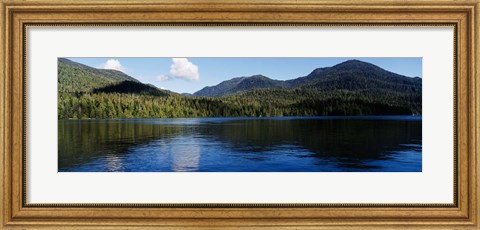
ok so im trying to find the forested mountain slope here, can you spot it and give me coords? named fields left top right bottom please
left=58, top=58, right=140, bottom=93
left=194, top=60, right=421, bottom=97
left=194, top=75, right=288, bottom=97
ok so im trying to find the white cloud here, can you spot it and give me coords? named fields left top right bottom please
left=168, top=58, right=200, bottom=81
left=157, top=74, right=170, bottom=82
left=99, top=59, right=127, bottom=72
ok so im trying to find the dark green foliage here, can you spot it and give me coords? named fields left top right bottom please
left=58, top=87, right=420, bottom=119
left=58, top=58, right=139, bottom=93
left=93, top=80, right=170, bottom=97
left=194, top=60, right=421, bottom=97
left=58, top=58, right=422, bottom=119
left=300, top=60, right=422, bottom=94
left=193, top=75, right=288, bottom=97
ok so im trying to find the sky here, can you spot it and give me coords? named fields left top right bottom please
left=67, top=57, right=422, bottom=94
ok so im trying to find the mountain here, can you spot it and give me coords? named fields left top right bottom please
left=58, top=58, right=172, bottom=96
left=58, top=58, right=140, bottom=93
left=193, top=60, right=421, bottom=97
left=194, top=75, right=287, bottom=97
left=298, top=60, right=421, bottom=93
left=285, top=67, right=330, bottom=87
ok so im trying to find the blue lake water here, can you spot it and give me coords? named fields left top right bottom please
left=58, top=116, right=422, bottom=172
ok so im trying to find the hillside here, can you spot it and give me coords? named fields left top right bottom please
left=300, top=60, right=421, bottom=93
left=193, top=60, right=421, bottom=97
left=93, top=81, right=170, bottom=97
left=58, top=58, right=140, bottom=93
left=194, top=75, right=287, bottom=97
left=58, top=58, right=171, bottom=96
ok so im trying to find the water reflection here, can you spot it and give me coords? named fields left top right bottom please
left=104, top=154, right=124, bottom=172
left=169, top=137, right=201, bottom=172
left=58, top=116, right=422, bottom=172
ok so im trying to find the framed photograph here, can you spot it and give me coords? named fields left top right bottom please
left=1, top=0, right=479, bottom=229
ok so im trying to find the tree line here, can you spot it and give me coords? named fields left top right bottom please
left=58, top=87, right=421, bottom=119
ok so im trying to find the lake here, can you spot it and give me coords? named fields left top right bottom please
left=58, top=116, right=422, bottom=172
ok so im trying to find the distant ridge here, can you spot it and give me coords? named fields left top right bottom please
left=194, top=74, right=287, bottom=97
left=193, top=59, right=421, bottom=97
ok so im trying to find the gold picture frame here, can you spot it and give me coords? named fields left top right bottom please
left=1, top=0, right=479, bottom=228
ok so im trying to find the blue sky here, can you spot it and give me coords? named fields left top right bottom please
left=66, top=57, right=422, bottom=94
